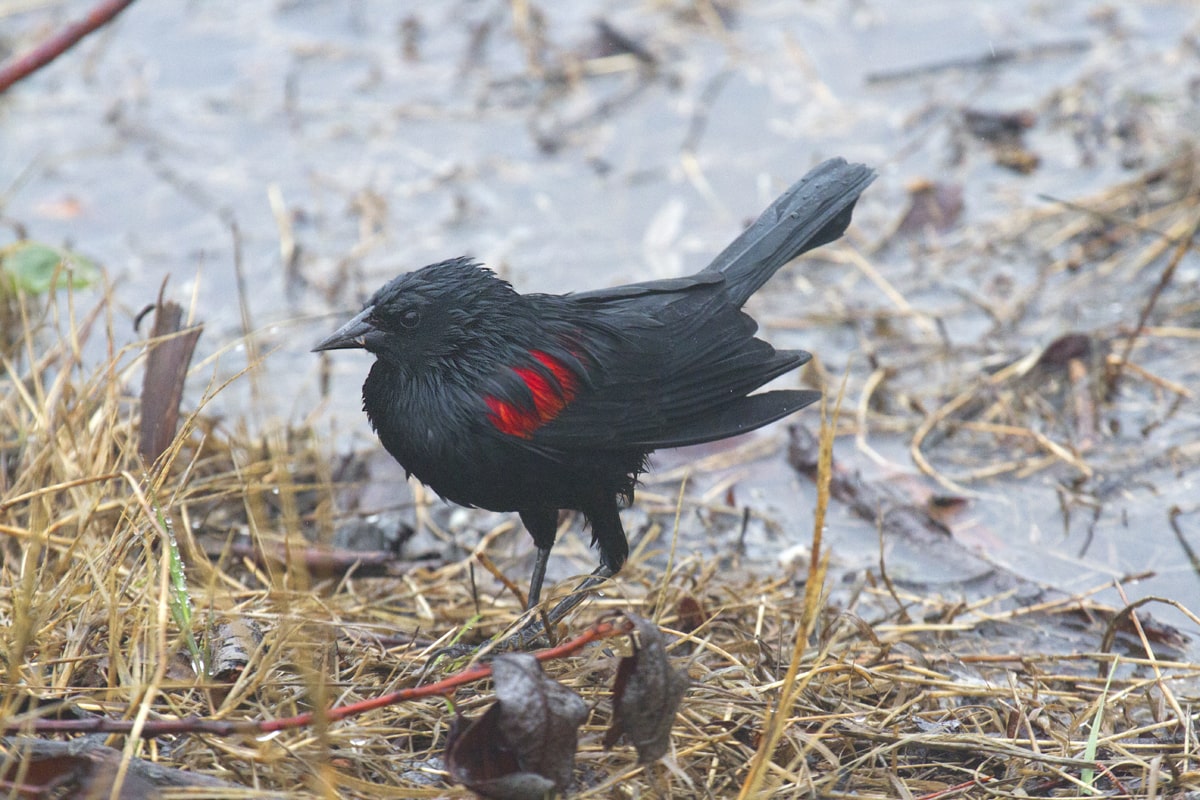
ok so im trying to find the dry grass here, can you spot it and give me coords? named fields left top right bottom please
left=3, top=157, right=1200, bottom=798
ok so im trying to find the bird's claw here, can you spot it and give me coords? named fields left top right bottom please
left=424, top=618, right=553, bottom=674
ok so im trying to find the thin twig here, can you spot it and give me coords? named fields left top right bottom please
left=1105, top=208, right=1200, bottom=397
left=0, top=0, right=139, bottom=93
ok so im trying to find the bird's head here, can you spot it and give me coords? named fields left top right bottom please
left=313, top=257, right=521, bottom=373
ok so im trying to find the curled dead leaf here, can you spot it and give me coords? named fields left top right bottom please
left=603, top=613, right=689, bottom=763
left=447, top=653, right=587, bottom=799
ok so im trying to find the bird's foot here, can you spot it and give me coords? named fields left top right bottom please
left=422, top=614, right=550, bottom=673
left=423, top=572, right=611, bottom=670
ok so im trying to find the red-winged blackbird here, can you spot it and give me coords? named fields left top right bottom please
left=315, top=158, right=874, bottom=625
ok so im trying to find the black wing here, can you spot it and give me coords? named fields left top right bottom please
left=523, top=276, right=818, bottom=450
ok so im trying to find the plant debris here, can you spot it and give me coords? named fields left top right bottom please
left=447, top=653, right=588, bottom=798
left=603, top=614, right=689, bottom=763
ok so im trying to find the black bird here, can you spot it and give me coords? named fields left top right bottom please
left=315, top=158, right=874, bottom=631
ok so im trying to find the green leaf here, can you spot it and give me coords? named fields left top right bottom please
left=1, top=241, right=101, bottom=294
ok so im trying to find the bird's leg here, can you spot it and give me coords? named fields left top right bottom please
left=428, top=564, right=618, bottom=667
left=430, top=503, right=626, bottom=663
left=519, top=508, right=559, bottom=609
left=543, top=564, right=614, bottom=623
left=526, top=545, right=551, bottom=609
left=504, top=499, right=628, bottom=648
left=538, top=495, right=627, bottom=625
left=587, top=498, right=629, bottom=585
left=426, top=508, right=558, bottom=666
left=500, top=565, right=616, bottom=651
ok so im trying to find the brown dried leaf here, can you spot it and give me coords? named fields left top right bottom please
left=962, top=107, right=1036, bottom=142
left=1, top=738, right=238, bottom=794
left=447, top=653, right=587, bottom=799
left=675, top=594, right=708, bottom=634
left=603, top=614, right=689, bottom=763
left=1036, top=332, right=1093, bottom=369
left=1, top=751, right=159, bottom=799
left=895, top=179, right=964, bottom=235
left=138, top=290, right=202, bottom=468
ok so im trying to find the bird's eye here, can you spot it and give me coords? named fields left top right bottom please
left=399, top=309, right=420, bottom=329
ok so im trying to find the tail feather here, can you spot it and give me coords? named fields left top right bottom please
left=703, top=158, right=875, bottom=306
left=631, top=389, right=822, bottom=449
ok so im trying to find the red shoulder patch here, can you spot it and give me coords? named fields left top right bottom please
left=485, top=350, right=580, bottom=438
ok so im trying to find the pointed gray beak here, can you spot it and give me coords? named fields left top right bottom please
left=313, top=306, right=376, bottom=352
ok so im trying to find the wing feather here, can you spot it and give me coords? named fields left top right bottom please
left=498, top=277, right=815, bottom=451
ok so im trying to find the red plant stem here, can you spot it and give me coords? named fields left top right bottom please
left=4, top=615, right=633, bottom=737
left=0, top=0, right=139, bottom=93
